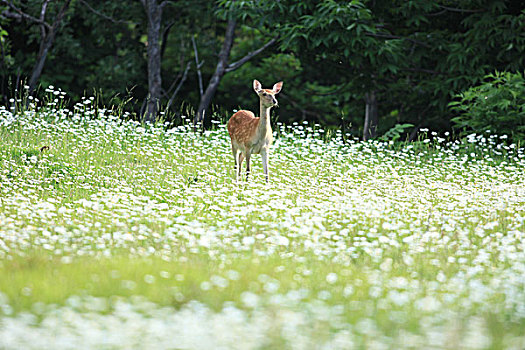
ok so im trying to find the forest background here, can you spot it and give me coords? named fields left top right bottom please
left=1, top=0, right=524, bottom=140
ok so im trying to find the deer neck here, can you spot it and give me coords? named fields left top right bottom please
left=257, top=102, right=272, bottom=137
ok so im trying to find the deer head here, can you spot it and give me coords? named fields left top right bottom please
left=253, top=80, right=283, bottom=108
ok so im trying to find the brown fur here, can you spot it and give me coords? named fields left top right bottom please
left=227, top=110, right=260, bottom=145
left=227, top=80, right=282, bottom=182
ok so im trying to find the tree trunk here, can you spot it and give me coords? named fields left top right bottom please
left=24, top=0, right=71, bottom=94
left=143, top=0, right=163, bottom=123
left=195, top=18, right=237, bottom=128
left=194, top=19, right=276, bottom=131
left=363, top=91, right=378, bottom=141
left=28, top=33, right=54, bottom=93
left=0, top=31, right=6, bottom=103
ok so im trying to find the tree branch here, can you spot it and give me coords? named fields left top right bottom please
left=37, top=1, right=50, bottom=58
left=192, top=35, right=204, bottom=97
left=402, top=67, right=446, bottom=75
left=160, top=20, right=175, bottom=59
left=365, top=31, right=430, bottom=48
left=166, top=61, right=191, bottom=111
left=51, top=0, right=72, bottom=31
left=27, top=0, right=72, bottom=93
left=437, top=5, right=484, bottom=13
left=224, top=36, right=277, bottom=73
left=160, top=1, right=174, bottom=10
left=164, top=54, right=186, bottom=97
left=0, top=0, right=51, bottom=29
left=39, top=0, right=50, bottom=23
left=78, top=0, right=135, bottom=24
left=427, top=9, right=448, bottom=17
left=195, top=18, right=237, bottom=127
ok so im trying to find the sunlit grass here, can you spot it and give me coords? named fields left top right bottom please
left=0, top=90, right=524, bottom=349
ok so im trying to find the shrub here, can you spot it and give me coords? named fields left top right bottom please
left=449, top=71, right=525, bottom=141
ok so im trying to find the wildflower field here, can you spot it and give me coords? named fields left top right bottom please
left=0, top=94, right=524, bottom=349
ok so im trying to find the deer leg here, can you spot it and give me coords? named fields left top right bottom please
left=245, top=151, right=252, bottom=181
left=232, top=144, right=238, bottom=180
left=261, top=150, right=269, bottom=183
left=237, top=152, right=245, bottom=180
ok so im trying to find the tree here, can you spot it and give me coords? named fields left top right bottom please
left=194, top=14, right=276, bottom=129
left=221, top=0, right=525, bottom=138
left=450, top=71, right=525, bottom=141
left=2, top=0, right=523, bottom=138
left=363, top=91, right=378, bottom=140
left=1, top=0, right=72, bottom=93
left=140, top=0, right=169, bottom=123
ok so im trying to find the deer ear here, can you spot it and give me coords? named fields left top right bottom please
left=273, top=81, right=283, bottom=94
left=253, top=80, right=262, bottom=93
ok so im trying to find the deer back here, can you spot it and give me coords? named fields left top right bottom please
left=227, top=110, right=260, bottom=145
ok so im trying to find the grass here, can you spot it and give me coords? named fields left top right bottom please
left=0, top=90, right=524, bottom=349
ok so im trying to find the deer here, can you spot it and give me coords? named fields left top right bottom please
left=227, top=80, right=283, bottom=183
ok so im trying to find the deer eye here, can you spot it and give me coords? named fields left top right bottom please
left=262, top=92, right=267, bottom=96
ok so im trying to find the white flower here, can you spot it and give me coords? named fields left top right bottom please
left=240, top=292, right=259, bottom=308
left=200, top=281, right=211, bottom=291
left=144, top=274, right=155, bottom=284
left=326, top=273, right=338, bottom=284
left=242, top=236, right=255, bottom=245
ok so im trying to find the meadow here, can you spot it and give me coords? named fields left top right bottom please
left=0, top=90, right=524, bottom=349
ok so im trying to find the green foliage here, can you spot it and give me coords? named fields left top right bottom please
left=379, top=123, right=414, bottom=142
left=220, top=0, right=525, bottom=136
left=2, top=0, right=525, bottom=135
left=450, top=71, right=525, bottom=141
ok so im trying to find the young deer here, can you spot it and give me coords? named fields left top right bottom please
left=227, top=80, right=283, bottom=182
